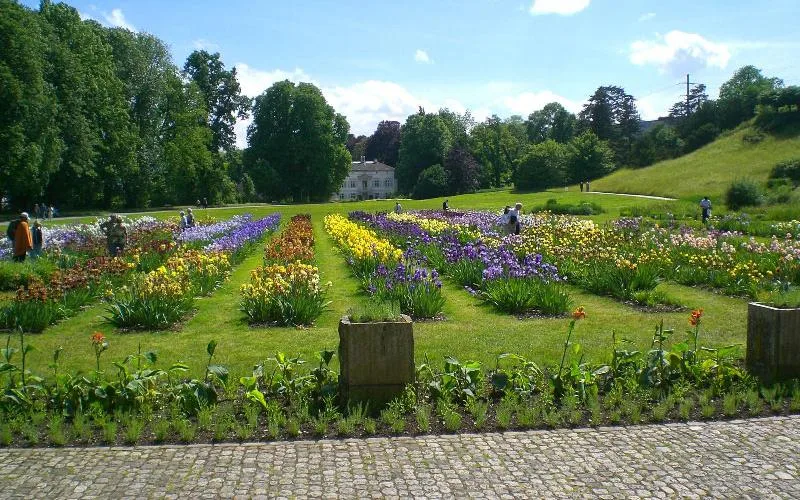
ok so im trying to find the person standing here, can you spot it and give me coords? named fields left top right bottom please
left=394, top=202, right=402, bottom=214
left=48, top=205, right=54, bottom=220
left=33, top=203, right=40, bottom=219
left=700, top=196, right=712, bottom=224
left=579, top=181, right=584, bottom=192
left=442, top=199, right=449, bottom=212
left=202, top=197, right=208, bottom=210
left=509, top=202, right=523, bottom=235
left=186, top=207, right=196, bottom=228
left=12, top=213, right=33, bottom=262
left=30, top=220, right=44, bottom=258
left=101, top=215, right=127, bottom=256
left=179, top=211, right=188, bottom=231
left=585, top=180, right=590, bottom=192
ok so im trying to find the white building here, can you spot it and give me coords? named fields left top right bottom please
left=334, top=157, right=396, bottom=201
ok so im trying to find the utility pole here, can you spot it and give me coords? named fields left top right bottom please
left=686, top=74, right=691, bottom=117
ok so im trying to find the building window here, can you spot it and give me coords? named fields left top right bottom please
left=350, top=193, right=356, bottom=200
left=385, top=179, right=392, bottom=187
left=362, top=180, right=367, bottom=189
left=339, top=193, right=344, bottom=200
left=373, top=180, right=380, bottom=187
left=350, top=181, right=356, bottom=188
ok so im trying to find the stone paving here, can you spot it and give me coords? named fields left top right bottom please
left=0, top=416, right=798, bottom=498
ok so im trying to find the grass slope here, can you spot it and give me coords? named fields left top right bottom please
left=593, top=125, right=800, bottom=202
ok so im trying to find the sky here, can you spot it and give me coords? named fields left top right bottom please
left=20, top=0, right=800, bottom=147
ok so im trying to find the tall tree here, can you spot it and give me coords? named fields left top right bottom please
left=246, top=80, right=350, bottom=202
left=717, top=65, right=783, bottom=130
left=364, top=120, right=401, bottom=166
left=578, top=85, right=640, bottom=166
left=468, top=116, right=522, bottom=188
left=513, top=140, right=568, bottom=191
left=526, top=102, right=576, bottom=144
left=396, top=109, right=452, bottom=193
left=0, top=0, right=61, bottom=209
left=566, top=131, right=615, bottom=182
left=443, top=146, right=480, bottom=194
left=437, top=108, right=474, bottom=146
left=183, top=50, right=250, bottom=152
left=345, top=134, right=368, bottom=160
left=669, top=84, right=709, bottom=118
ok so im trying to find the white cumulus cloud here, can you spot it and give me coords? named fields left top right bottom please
left=529, top=0, right=590, bottom=16
left=103, top=8, right=136, bottom=31
left=414, top=49, right=432, bottom=64
left=638, top=12, right=656, bottom=22
left=630, top=30, right=731, bottom=75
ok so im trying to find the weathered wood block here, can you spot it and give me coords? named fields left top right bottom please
left=338, top=315, right=414, bottom=409
left=747, top=302, right=800, bottom=383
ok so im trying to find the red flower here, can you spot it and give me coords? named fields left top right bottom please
left=91, top=332, right=106, bottom=345
left=689, top=308, right=703, bottom=326
left=572, top=306, right=586, bottom=320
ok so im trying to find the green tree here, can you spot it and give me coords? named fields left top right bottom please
left=443, top=146, right=480, bottom=194
left=413, top=164, right=448, bottom=199
left=396, top=109, right=452, bottom=193
left=513, top=140, right=568, bottom=191
left=246, top=80, right=351, bottom=202
left=566, top=131, right=615, bottom=183
left=346, top=134, right=368, bottom=160
left=578, top=86, right=640, bottom=166
left=468, top=115, right=521, bottom=188
left=437, top=108, right=474, bottom=146
left=630, top=124, right=684, bottom=167
left=718, top=65, right=783, bottom=130
left=526, top=102, right=576, bottom=144
left=0, top=0, right=61, bottom=209
left=183, top=50, right=251, bottom=153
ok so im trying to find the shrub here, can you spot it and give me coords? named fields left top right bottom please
left=770, top=158, right=800, bottom=186
left=726, top=179, right=764, bottom=210
left=413, top=164, right=449, bottom=199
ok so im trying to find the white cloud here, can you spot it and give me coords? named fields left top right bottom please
left=193, top=39, right=221, bottom=52
left=414, top=49, right=432, bottom=64
left=638, top=12, right=656, bottom=22
left=502, top=90, right=582, bottom=116
left=630, top=30, right=731, bottom=75
left=529, top=0, right=590, bottom=16
left=234, top=63, right=314, bottom=98
left=103, top=8, right=136, bottom=31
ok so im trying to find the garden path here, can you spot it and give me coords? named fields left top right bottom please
left=1, top=415, right=798, bottom=498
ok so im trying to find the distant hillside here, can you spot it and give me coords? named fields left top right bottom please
left=593, top=124, right=800, bottom=202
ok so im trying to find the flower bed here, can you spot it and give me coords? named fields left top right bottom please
left=325, top=214, right=445, bottom=319
left=241, top=215, right=329, bottom=326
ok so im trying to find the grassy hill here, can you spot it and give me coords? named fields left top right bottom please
left=593, top=124, right=800, bottom=202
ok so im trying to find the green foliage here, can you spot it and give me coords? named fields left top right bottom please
left=246, top=80, right=351, bottom=202
left=346, top=301, right=402, bottom=323
left=530, top=198, right=605, bottom=216
left=514, top=140, right=568, bottom=191
left=718, top=65, right=784, bottom=131
left=397, top=111, right=453, bottom=193
left=468, top=116, right=522, bottom=188
left=481, top=278, right=572, bottom=316
left=566, top=131, right=616, bottom=182
left=526, top=102, right=576, bottom=144
left=770, top=158, right=800, bottom=186
left=726, top=179, right=764, bottom=210
left=412, top=164, right=449, bottom=199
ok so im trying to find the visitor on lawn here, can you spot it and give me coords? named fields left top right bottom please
left=394, top=202, right=402, bottom=214
left=179, top=211, right=188, bottom=231
left=580, top=181, right=584, bottom=192
left=501, top=205, right=512, bottom=234
left=12, top=212, right=33, bottom=262
left=186, top=207, right=196, bottom=228
left=585, top=180, right=590, bottom=192
left=442, top=199, right=449, bottom=212
left=30, top=220, right=44, bottom=259
left=700, top=196, right=712, bottom=223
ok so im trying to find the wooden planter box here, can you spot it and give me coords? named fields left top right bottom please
left=338, top=314, right=414, bottom=409
left=747, top=302, right=800, bottom=383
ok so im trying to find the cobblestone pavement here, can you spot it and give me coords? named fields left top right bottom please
left=0, top=416, right=798, bottom=499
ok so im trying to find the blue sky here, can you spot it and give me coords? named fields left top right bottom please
left=20, top=0, right=800, bottom=145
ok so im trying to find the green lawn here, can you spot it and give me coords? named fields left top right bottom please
left=593, top=124, right=800, bottom=202
left=9, top=191, right=752, bottom=381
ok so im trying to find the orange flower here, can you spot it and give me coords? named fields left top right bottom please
left=91, top=332, right=106, bottom=345
left=689, top=308, right=703, bottom=326
left=572, top=306, right=586, bottom=320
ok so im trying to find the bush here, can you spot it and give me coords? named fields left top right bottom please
left=412, top=165, right=449, bottom=199
left=770, top=158, right=800, bottom=186
left=531, top=199, right=605, bottom=216
left=726, top=179, right=764, bottom=210
left=513, top=140, right=567, bottom=191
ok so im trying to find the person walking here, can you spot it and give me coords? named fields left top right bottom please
left=579, top=181, right=584, bottom=192
left=585, top=180, right=590, bottom=192
left=30, top=220, right=44, bottom=259
left=700, top=196, right=712, bottom=224
left=509, top=203, right=523, bottom=235
left=12, top=213, right=33, bottom=262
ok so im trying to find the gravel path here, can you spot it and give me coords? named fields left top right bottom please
left=1, top=416, right=798, bottom=498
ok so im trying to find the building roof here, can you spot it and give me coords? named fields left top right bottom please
left=351, top=160, right=394, bottom=172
